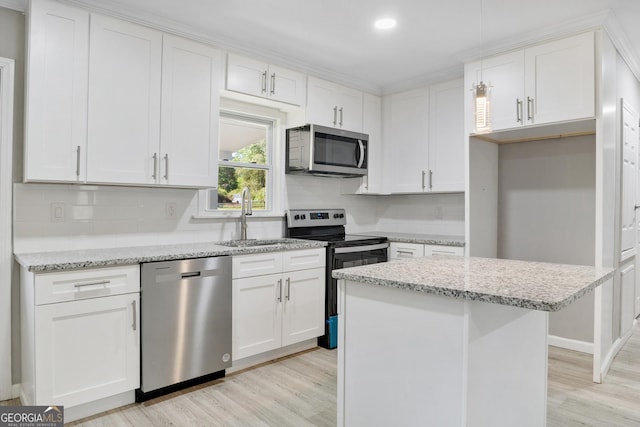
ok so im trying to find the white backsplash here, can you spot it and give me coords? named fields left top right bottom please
left=14, top=178, right=465, bottom=253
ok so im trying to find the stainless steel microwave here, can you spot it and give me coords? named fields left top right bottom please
left=286, top=124, right=368, bottom=177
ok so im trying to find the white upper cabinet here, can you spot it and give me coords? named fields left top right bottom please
left=86, top=14, right=162, bottom=185
left=428, top=79, right=465, bottom=192
left=383, top=79, right=464, bottom=194
left=306, top=76, right=363, bottom=132
left=465, top=51, right=524, bottom=131
left=383, top=86, right=430, bottom=193
left=355, top=93, right=383, bottom=194
left=465, top=32, right=595, bottom=132
left=227, top=54, right=306, bottom=106
left=26, top=7, right=222, bottom=188
left=524, top=32, right=595, bottom=126
left=25, top=0, right=89, bottom=182
left=160, top=35, right=223, bottom=187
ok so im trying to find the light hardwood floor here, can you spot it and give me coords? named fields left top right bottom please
left=3, top=323, right=639, bottom=426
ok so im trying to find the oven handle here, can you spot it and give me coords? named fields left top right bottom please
left=334, top=242, right=389, bottom=254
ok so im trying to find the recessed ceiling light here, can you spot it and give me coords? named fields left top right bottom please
left=374, top=18, right=397, bottom=30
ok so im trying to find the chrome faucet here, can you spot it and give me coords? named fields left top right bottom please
left=240, top=186, right=252, bottom=240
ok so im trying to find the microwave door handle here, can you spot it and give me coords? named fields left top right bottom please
left=356, top=140, right=365, bottom=168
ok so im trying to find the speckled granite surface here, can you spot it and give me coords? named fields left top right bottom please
left=354, top=231, right=465, bottom=247
left=332, top=256, right=613, bottom=312
left=15, top=239, right=326, bottom=272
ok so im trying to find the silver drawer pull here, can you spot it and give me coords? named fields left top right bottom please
left=74, top=280, right=110, bottom=288
left=132, top=300, right=137, bottom=331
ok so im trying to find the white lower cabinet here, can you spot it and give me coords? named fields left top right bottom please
left=21, top=265, right=140, bottom=419
left=232, top=249, right=325, bottom=360
left=389, top=242, right=464, bottom=260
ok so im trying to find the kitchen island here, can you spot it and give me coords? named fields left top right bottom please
left=332, top=256, right=613, bottom=427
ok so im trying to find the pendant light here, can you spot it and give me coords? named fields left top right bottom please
left=473, top=0, right=492, bottom=134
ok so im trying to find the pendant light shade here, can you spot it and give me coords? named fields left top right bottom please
left=473, top=81, right=491, bottom=134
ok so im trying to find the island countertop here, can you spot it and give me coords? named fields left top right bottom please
left=332, top=256, right=614, bottom=311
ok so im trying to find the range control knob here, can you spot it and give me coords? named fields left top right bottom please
left=294, top=215, right=300, bottom=220
left=301, top=214, right=306, bottom=220
left=334, top=213, right=339, bottom=218
left=339, top=213, right=344, bottom=218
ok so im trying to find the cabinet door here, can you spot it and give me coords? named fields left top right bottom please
left=269, top=64, right=306, bottom=106
left=621, top=262, right=635, bottom=337
left=87, top=15, right=162, bottom=185
left=34, top=293, right=139, bottom=407
left=466, top=50, right=525, bottom=132
left=357, top=93, right=382, bottom=194
left=282, top=268, right=325, bottom=346
left=233, top=274, right=282, bottom=360
left=337, top=85, right=364, bottom=132
left=429, top=79, right=465, bottom=192
left=226, top=54, right=268, bottom=98
left=25, top=0, right=88, bottom=182
left=307, top=76, right=340, bottom=128
left=389, top=242, right=425, bottom=260
left=161, top=35, right=222, bottom=187
left=384, top=87, right=429, bottom=193
left=525, top=32, right=595, bottom=126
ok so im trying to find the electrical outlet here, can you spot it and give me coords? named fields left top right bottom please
left=51, top=202, right=65, bottom=222
left=165, top=202, right=177, bottom=219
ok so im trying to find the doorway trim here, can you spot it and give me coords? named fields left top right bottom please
left=0, top=56, right=15, bottom=401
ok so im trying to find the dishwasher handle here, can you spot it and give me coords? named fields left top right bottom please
left=181, top=271, right=201, bottom=279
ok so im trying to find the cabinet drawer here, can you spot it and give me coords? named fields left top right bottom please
left=389, top=243, right=425, bottom=260
left=34, top=265, right=140, bottom=305
left=283, top=248, right=326, bottom=272
left=425, top=245, right=464, bottom=257
left=233, top=253, right=283, bottom=279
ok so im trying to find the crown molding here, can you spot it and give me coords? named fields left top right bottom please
left=457, top=9, right=611, bottom=63
left=0, top=0, right=26, bottom=12
left=602, top=12, right=640, bottom=82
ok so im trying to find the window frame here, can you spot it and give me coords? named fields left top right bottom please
left=195, top=99, right=285, bottom=218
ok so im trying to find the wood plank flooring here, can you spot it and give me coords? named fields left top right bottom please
left=3, top=323, right=639, bottom=426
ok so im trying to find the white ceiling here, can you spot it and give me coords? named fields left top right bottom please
left=7, top=0, right=640, bottom=94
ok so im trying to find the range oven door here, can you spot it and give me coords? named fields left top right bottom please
left=328, top=243, right=388, bottom=317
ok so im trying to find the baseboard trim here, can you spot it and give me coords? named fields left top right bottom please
left=228, top=339, right=318, bottom=374
left=12, top=384, right=20, bottom=399
left=548, top=335, right=594, bottom=354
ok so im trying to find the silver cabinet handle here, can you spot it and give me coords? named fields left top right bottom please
left=285, top=277, right=291, bottom=301
left=516, top=99, right=523, bottom=123
left=76, top=146, right=81, bottom=177
left=74, top=279, right=110, bottom=288
left=333, top=106, right=338, bottom=126
left=422, top=170, right=426, bottom=190
left=152, top=153, right=158, bottom=180
left=339, top=107, right=344, bottom=127
left=277, top=279, right=282, bottom=302
left=132, top=300, right=137, bottom=331
left=261, top=71, right=267, bottom=94
left=270, top=73, right=276, bottom=95
left=429, top=170, right=433, bottom=190
left=163, top=154, right=169, bottom=180
left=527, top=96, right=534, bottom=121
left=397, top=250, right=414, bottom=255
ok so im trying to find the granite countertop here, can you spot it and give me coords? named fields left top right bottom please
left=355, top=231, right=465, bottom=247
left=15, top=238, right=326, bottom=272
left=332, top=256, right=613, bottom=312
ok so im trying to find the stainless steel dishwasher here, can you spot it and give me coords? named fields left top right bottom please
left=138, top=256, right=232, bottom=400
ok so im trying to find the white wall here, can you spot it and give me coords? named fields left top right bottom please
left=497, top=135, right=596, bottom=343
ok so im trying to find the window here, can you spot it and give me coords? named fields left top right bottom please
left=204, top=111, right=274, bottom=213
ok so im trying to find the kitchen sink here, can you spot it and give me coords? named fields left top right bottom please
left=217, top=238, right=301, bottom=248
